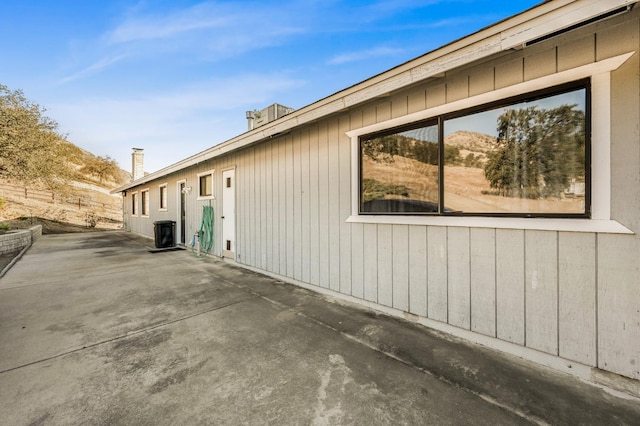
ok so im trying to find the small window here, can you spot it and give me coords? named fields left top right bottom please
left=198, top=170, right=214, bottom=199
left=131, top=192, right=138, bottom=216
left=159, top=184, right=168, bottom=210
left=359, top=80, right=589, bottom=217
left=141, top=189, right=149, bottom=216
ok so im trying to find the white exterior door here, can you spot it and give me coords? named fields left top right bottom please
left=222, top=169, right=235, bottom=259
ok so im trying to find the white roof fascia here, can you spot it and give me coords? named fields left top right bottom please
left=113, top=0, right=637, bottom=193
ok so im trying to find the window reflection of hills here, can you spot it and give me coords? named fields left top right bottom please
left=360, top=86, right=587, bottom=215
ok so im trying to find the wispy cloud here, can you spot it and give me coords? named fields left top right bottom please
left=59, top=1, right=310, bottom=84
left=106, top=3, right=242, bottom=44
left=106, top=1, right=307, bottom=49
left=363, top=0, right=443, bottom=16
left=60, top=0, right=477, bottom=84
left=328, top=46, right=405, bottom=65
left=58, top=54, right=128, bottom=84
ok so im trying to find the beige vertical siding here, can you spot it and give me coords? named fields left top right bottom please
left=495, top=229, right=526, bottom=345
left=427, top=226, right=448, bottom=322
left=338, top=116, right=352, bottom=295
left=258, top=142, right=268, bottom=270
left=351, top=223, right=364, bottom=299
left=328, top=119, right=341, bottom=292
left=301, top=129, right=311, bottom=284
left=558, top=34, right=595, bottom=72
left=525, top=230, right=559, bottom=355
left=445, top=73, right=468, bottom=103
left=494, top=58, right=523, bottom=90
left=286, top=135, right=295, bottom=278
left=349, top=112, right=363, bottom=299
left=122, top=9, right=640, bottom=381
left=264, top=141, right=274, bottom=271
left=469, top=67, right=494, bottom=97
left=470, top=228, right=496, bottom=338
left=308, top=126, right=320, bottom=286
left=597, top=236, right=640, bottom=380
left=558, top=232, right=597, bottom=366
left=363, top=224, right=378, bottom=303
left=524, top=48, right=556, bottom=81
left=317, top=123, right=330, bottom=289
left=426, top=83, right=445, bottom=109
left=408, top=225, right=428, bottom=317
left=377, top=224, right=393, bottom=308
left=392, top=224, right=409, bottom=312
left=447, top=227, right=471, bottom=330
left=278, top=141, right=287, bottom=274
left=407, top=84, right=426, bottom=114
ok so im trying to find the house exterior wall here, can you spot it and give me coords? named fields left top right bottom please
left=121, top=9, right=640, bottom=383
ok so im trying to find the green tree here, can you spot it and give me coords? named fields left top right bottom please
left=81, top=155, right=122, bottom=184
left=361, top=178, right=410, bottom=202
left=444, top=145, right=462, bottom=166
left=484, top=105, right=585, bottom=199
left=361, top=135, right=401, bottom=163
left=411, top=139, right=439, bottom=165
left=363, top=133, right=441, bottom=166
left=0, top=84, right=74, bottom=191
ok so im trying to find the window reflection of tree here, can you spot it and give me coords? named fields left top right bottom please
left=484, top=104, right=585, bottom=200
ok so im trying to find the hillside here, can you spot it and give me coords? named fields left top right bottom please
left=444, top=130, right=496, bottom=166
left=0, top=83, right=130, bottom=231
left=0, top=144, right=128, bottom=232
left=363, top=129, right=584, bottom=214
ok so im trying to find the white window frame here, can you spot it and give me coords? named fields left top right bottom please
left=347, top=52, right=635, bottom=234
left=159, top=183, right=168, bottom=211
left=131, top=191, right=138, bottom=217
left=140, top=188, right=150, bottom=217
left=197, top=170, right=215, bottom=200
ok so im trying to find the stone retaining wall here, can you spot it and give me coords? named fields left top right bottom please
left=0, top=225, right=43, bottom=255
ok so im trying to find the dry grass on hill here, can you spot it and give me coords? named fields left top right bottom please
left=0, top=177, right=123, bottom=233
left=363, top=155, right=584, bottom=214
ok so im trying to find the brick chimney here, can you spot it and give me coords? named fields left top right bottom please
left=131, top=148, right=144, bottom=181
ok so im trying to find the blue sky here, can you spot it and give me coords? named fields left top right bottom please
left=1, top=0, right=541, bottom=174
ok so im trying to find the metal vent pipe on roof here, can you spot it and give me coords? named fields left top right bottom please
left=246, top=110, right=256, bottom=131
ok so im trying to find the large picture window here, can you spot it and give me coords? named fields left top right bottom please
left=360, top=80, right=589, bottom=217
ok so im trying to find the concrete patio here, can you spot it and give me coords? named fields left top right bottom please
left=0, top=231, right=638, bottom=425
